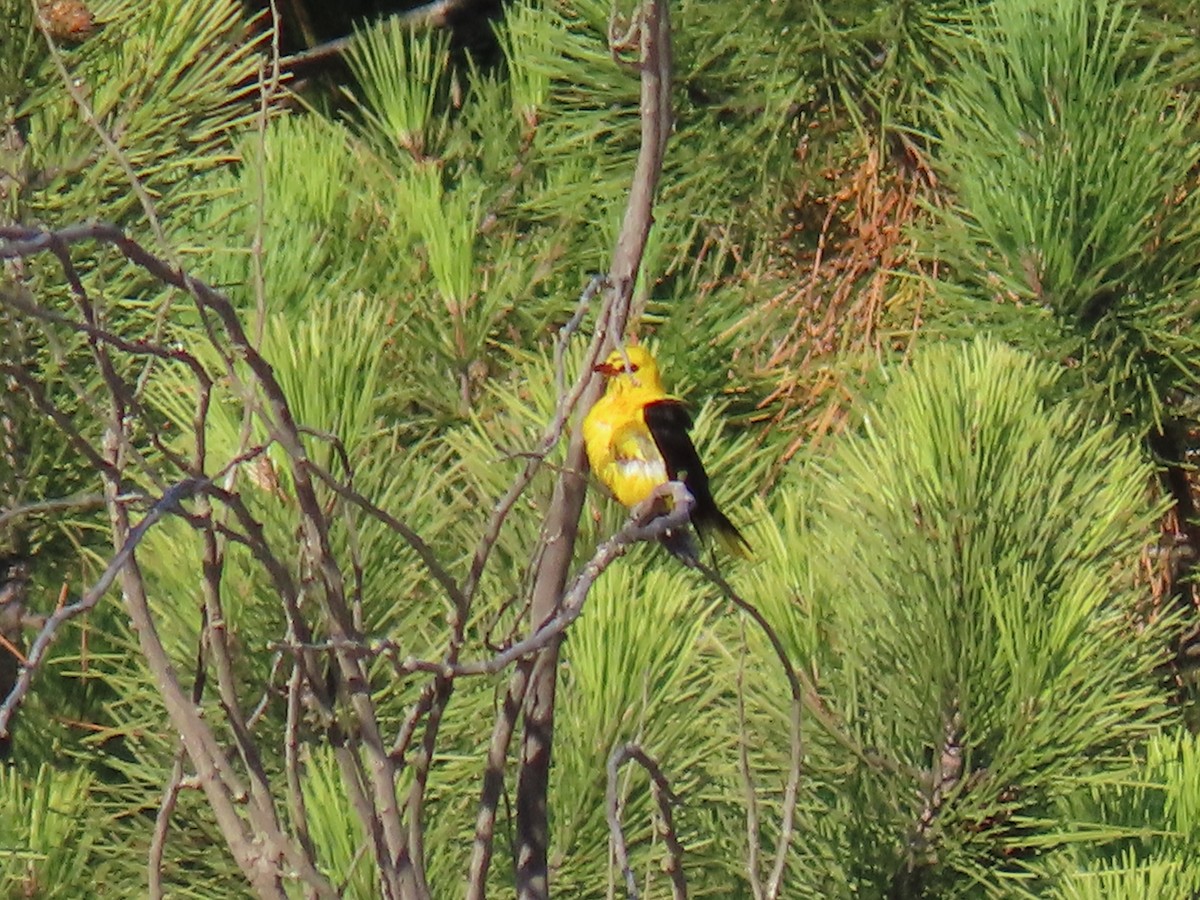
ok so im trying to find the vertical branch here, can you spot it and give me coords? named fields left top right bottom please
left=0, top=223, right=424, bottom=898
left=100, top=447, right=333, bottom=897
left=466, top=660, right=532, bottom=900
left=147, top=751, right=187, bottom=899
left=695, top=564, right=809, bottom=900
left=734, top=626, right=765, bottom=900
left=514, top=2, right=672, bottom=897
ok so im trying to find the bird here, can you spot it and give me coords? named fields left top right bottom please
left=582, top=344, right=750, bottom=563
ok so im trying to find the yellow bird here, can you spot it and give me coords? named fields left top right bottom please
left=582, top=345, right=750, bottom=562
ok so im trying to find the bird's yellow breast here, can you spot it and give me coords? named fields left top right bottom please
left=582, top=392, right=669, bottom=508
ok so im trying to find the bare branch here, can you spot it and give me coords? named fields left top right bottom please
left=515, top=3, right=673, bottom=896
left=271, top=484, right=695, bottom=681
left=0, top=492, right=136, bottom=529
left=695, top=564, right=803, bottom=900
left=148, top=751, right=188, bottom=900
left=1, top=220, right=427, bottom=890
left=281, top=0, right=471, bottom=73
left=0, top=478, right=203, bottom=736
left=606, top=742, right=687, bottom=900
left=461, top=274, right=611, bottom=607
left=466, top=660, right=533, bottom=900
left=305, top=460, right=468, bottom=619
left=734, top=629, right=765, bottom=900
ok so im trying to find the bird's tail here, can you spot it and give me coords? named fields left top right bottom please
left=696, top=507, right=752, bottom=560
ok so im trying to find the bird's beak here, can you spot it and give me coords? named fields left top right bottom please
left=593, top=361, right=619, bottom=376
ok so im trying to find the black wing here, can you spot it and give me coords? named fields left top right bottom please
left=642, top=399, right=715, bottom=514
left=643, top=399, right=750, bottom=557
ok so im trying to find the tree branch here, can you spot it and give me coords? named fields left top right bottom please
left=0, top=478, right=204, bottom=736
left=606, top=742, right=688, bottom=900
left=515, top=3, right=672, bottom=896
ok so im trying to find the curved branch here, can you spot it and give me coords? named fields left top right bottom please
left=606, top=742, right=687, bottom=900
left=0, top=478, right=204, bottom=736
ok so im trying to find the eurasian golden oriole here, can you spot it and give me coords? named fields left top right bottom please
left=582, top=345, right=749, bottom=562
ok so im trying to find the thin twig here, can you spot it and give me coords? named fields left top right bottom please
left=148, top=750, right=189, bottom=900
left=461, top=274, right=611, bottom=607
left=694, top=564, right=801, bottom=900
left=466, top=660, right=533, bottom=900
left=272, top=485, right=695, bottom=680
left=606, top=743, right=688, bottom=900
left=734, top=624, right=765, bottom=900
left=281, top=0, right=470, bottom=72
left=0, top=478, right=204, bottom=735
left=0, top=492, right=140, bottom=529
left=305, top=459, right=468, bottom=617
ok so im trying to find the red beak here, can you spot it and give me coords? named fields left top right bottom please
left=593, top=361, right=620, bottom=376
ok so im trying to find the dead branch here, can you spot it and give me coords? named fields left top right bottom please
left=734, top=627, right=765, bottom=900
left=0, top=478, right=204, bottom=736
left=515, top=2, right=672, bottom=896
left=0, top=219, right=421, bottom=895
left=466, top=659, right=532, bottom=900
left=606, top=742, right=688, bottom=900
left=693, top=564, right=803, bottom=900
left=148, top=751, right=189, bottom=900
left=269, top=483, right=694, bottom=680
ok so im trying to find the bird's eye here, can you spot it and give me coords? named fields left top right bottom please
left=627, top=364, right=640, bottom=373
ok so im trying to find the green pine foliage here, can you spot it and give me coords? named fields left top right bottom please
left=1050, top=729, right=1200, bottom=895
left=0, top=763, right=102, bottom=897
left=923, top=0, right=1200, bottom=430
left=729, top=339, right=1183, bottom=896
left=3, top=0, right=1199, bottom=895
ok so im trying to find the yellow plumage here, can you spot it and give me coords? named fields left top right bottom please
left=582, top=349, right=671, bottom=507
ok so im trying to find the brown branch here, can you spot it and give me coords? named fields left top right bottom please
left=460, top=274, right=611, bottom=607
left=148, top=751, right=189, bottom=900
left=734, top=628, right=765, bottom=900
left=515, top=2, right=672, bottom=896
left=606, top=742, right=687, bottom=900
left=270, top=484, right=695, bottom=681
left=284, top=644, right=320, bottom=868
left=910, top=706, right=963, bottom=861
left=466, top=659, right=533, bottom=900
left=280, top=0, right=470, bottom=73
left=0, top=478, right=204, bottom=736
left=0, top=220, right=421, bottom=891
left=0, top=361, right=116, bottom=478
left=197, top=500, right=284, bottom=838
left=449, top=485, right=694, bottom=677
left=0, top=492, right=134, bottom=529
left=304, top=460, right=468, bottom=621
left=694, top=564, right=800, bottom=900
left=100, top=436, right=333, bottom=897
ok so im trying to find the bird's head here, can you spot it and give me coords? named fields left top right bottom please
left=593, top=345, right=664, bottom=393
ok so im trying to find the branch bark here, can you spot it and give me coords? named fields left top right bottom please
left=606, top=742, right=688, bottom=900
left=514, top=4, right=672, bottom=896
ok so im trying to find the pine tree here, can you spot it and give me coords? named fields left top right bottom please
left=2, top=0, right=1198, bottom=896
